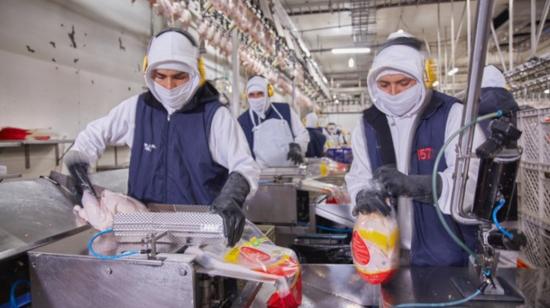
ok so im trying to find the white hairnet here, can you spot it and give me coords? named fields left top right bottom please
left=367, top=31, right=427, bottom=117
left=144, top=31, right=200, bottom=103
left=481, top=65, right=507, bottom=88
left=247, top=76, right=268, bottom=95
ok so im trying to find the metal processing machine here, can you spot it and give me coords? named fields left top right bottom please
left=28, top=209, right=297, bottom=308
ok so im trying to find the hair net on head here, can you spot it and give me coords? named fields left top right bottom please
left=144, top=30, right=200, bottom=104
left=481, top=65, right=507, bottom=89
left=247, top=76, right=268, bottom=95
left=367, top=31, right=427, bottom=117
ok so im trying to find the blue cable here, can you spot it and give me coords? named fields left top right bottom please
left=87, top=228, right=139, bottom=260
left=9, top=280, right=30, bottom=308
left=394, top=289, right=482, bottom=307
left=492, top=198, right=514, bottom=239
left=316, top=224, right=352, bottom=233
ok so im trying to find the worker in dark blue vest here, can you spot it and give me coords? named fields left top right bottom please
left=65, top=29, right=260, bottom=246
left=303, top=112, right=327, bottom=158
left=345, top=31, right=486, bottom=266
left=237, top=75, right=310, bottom=168
left=479, top=65, right=519, bottom=136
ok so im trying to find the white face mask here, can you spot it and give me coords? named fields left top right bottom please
left=375, top=83, right=422, bottom=116
left=153, top=78, right=197, bottom=111
left=249, top=97, right=268, bottom=118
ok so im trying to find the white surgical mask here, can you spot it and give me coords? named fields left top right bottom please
left=249, top=97, right=268, bottom=118
left=374, top=83, right=422, bottom=117
left=153, top=77, right=198, bottom=111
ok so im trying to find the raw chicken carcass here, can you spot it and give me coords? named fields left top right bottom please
left=206, top=24, right=216, bottom=41
left=179, top=9, right=192, bottom=29
left=212, top=31, right=222, bottom=47
left=74, top=190, right=149, bottom=231
left=198, top=20, right=210, bottom=39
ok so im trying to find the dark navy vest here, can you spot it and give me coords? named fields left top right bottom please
left=305, top=127, right=327, bottom=158
left=362, top=91, right=478, bottom=267
left=237, top=102, right=293, bottom=155
left=128, top=84, right=229, bottom=205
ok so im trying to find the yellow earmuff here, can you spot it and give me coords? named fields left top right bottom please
left=424, top=57, right=438, bottom=89
left=142, top=55, right=148, bottom=73
left=267, top=83, right=274, bottom=97
left=197, top=57, right=206, bottom=86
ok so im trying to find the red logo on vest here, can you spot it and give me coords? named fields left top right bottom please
left=417, top=147, right=433, bottom=161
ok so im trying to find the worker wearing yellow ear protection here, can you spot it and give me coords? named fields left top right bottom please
left=346, top=30, right=486, bottom=267
left=237, top=75, right=310, bottom=168
left=66, top=28, right=260, bottom=247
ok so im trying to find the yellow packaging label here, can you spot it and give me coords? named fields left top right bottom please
left=224, top=246, right=241, bottom=263
left=320, top=161, right=328, bottom=177
left=358, top=229, right=399, bottom=254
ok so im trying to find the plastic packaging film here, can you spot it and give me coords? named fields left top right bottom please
left=351, top=209, right=400, bottom=284
left=196, top=222, right=302, bottom=308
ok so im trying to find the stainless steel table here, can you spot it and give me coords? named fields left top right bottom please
left=300, top=264, right=550, bottom=307
left=0, top=178, right=85, bottom=261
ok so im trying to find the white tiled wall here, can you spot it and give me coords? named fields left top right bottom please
left=0, top=0, right=158, bottom=178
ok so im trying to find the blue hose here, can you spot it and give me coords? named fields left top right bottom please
left=492, top=198, right=514, bottom=239
left=9, top=280, right=30, bottom=308
left=394, top=289, right=482, bottom=307
left=316, top=225, right=352, bottom=233
left=87, top=228, right=139, bottom=260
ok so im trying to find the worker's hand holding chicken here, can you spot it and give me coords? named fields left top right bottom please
left=65, top=28, right=260, bottom=247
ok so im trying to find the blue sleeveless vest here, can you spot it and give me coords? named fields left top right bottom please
left=237, top=102, right=293, bottom=155
left=305, top=127, right=327, bottom=158
left=128, top=84, right=229, bottom=205
left=363, top=91, right=478, bottom=266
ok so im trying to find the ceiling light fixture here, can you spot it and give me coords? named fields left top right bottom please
left=331, top=47, right=371, bottom=54
left=348, top=57, right=355, bottom=68
left=545, top=89, right=550, bottom=94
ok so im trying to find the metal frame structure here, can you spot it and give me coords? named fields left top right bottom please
left=450, top=0, right=495, bottom=224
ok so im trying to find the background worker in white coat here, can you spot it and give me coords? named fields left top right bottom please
left=324, top=122, right=347, bottom=148
left=237, top=75, right=310, bottom=168
left=64, top=28, right=260, bottom=247
left=345, top=31, right=486, bottom=266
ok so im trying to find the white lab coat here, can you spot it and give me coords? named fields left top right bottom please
left=288, top=107, right=310, bottom=153
left=345, top=103, right=486, bottom=249
left=72, top=94, right=260, bottom=197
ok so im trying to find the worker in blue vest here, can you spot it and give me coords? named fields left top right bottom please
left=303, top=112, right=327, bottom=158
left=237, top=75, right=310, bottom=168
left=479, top=65, right=519, bottom=136
left=345, top=31, right=486, bottom=266
left=64, top=29, right=260, bottom=246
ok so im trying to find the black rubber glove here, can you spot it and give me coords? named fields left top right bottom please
left=211, top=172, right=250, bottom=247
left=373, top=165, right=442, bottom=203
left=287, top=142, right=304, bottom=165
left=64, top=150, right=97, bottom=201
left=353, top=188, right=392, bottom=217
